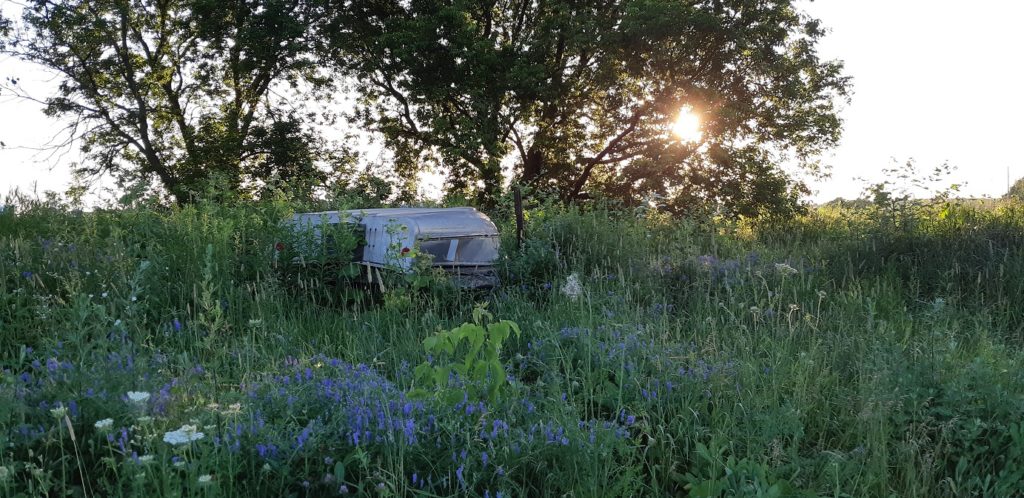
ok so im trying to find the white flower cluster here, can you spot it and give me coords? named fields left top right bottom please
left=561, top=273, right=583, bottom=300
left=163, top=424, right=205, bottom=445
left=94, top=418, right=114, bottom=430
left=126, top=391, right=151, bottom=403
left=774, top=263, right=798, bottom=276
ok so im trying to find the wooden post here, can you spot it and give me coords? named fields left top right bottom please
left=514, top=185, right=525, bottom=249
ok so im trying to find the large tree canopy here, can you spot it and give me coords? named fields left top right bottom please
left=3, top=0, right=340, bottom=202
left=4, top=0, right=849, bottom=215
left=326, top=0, right=849, bottom=214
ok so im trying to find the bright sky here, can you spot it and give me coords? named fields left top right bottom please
left=2, top=1, right=1023, bottom=203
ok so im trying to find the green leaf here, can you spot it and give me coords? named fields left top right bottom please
left=407, top=388, right=431, bottom=400
left=423, top=336, right=439, bottom=352
left=333, top=462, right=346, bottom=483
left=413, top=363, right=434, bottom=384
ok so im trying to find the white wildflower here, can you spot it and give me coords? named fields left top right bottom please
left=137, top=455, right=154, bottom=463
left=94, top=418, right=114, bottom=430
left=560, top=273, right=583, bottom=300
left=774, top=263, right=798, bottom=276
left=50, top=406, right=68, bottom=419
left=198, top=474, right=213, bottom=484
left=126, top=391, right=150, bottom=404
left=163, top=424, right=205, bottom=445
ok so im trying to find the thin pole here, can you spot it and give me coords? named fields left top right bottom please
left=514, top=186, right=525, bottom=249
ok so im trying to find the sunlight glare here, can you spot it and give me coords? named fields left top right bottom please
left=672, top=107, right=702, bottom=143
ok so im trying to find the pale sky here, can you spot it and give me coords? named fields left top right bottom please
left=2, top=0, right=1023, bottom=204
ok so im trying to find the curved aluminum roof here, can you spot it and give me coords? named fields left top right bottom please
left=292, top=207, right=498, bottom=238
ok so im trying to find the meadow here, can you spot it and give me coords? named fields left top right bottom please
left=1, top=195, right=1023, bottom=497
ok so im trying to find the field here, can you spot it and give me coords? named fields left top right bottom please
left=2, top=198, right=1024, bottom=497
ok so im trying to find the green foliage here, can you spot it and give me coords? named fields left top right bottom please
left=412, top=305, right=521, bottom=404
left=2, top=196, right=1024, bottom=496
left=5, top=0, right=346, bottom=203
left=327, top=0, right=849, bottom=211
left=1005, top=176, right=1024, bottom=202
left=683, top=442, right=814, bottom=498
left=859, top=159, right=961, bottom=233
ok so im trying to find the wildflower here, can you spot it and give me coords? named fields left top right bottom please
left=94, top=418, right=114, bottom=430
left=137, top=455, right=154, bottom=463
left=774, top=263, right=798, bottom=276
left=163, top=424, right=205, bottom=445
left=172, top=318, right=183, bottom=332
left=560, top=273, right=583, bottom=300
left=50, top=406, right=68, bottom=419
left=126, top=391, right=150, bottom=404
left=198, top=474, right=212, bottom=484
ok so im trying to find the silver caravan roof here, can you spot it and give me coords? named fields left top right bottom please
left=291, top=207, right=498, bottom=238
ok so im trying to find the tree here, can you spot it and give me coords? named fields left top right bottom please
left=326, top=0, right=849, bottom=214
left=0, top=12, right=9, bottom=148
left=1006, top=177, right=1024, bottom=203
left=3, top=0, right=340, bottom=203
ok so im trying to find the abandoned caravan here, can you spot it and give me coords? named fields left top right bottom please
left=285, top=207, right=501, bottom=289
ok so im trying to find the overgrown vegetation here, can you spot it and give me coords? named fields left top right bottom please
left=2, top=194, right=1023, bottom=497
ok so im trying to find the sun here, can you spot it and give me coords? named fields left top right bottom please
left=672, top=107, right=702, bottom=143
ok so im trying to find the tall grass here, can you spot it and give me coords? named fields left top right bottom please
left=1, top=196, right=1023, bottom=497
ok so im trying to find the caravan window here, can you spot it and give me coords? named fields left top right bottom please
left=418, top=236, right=499, bottom=265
